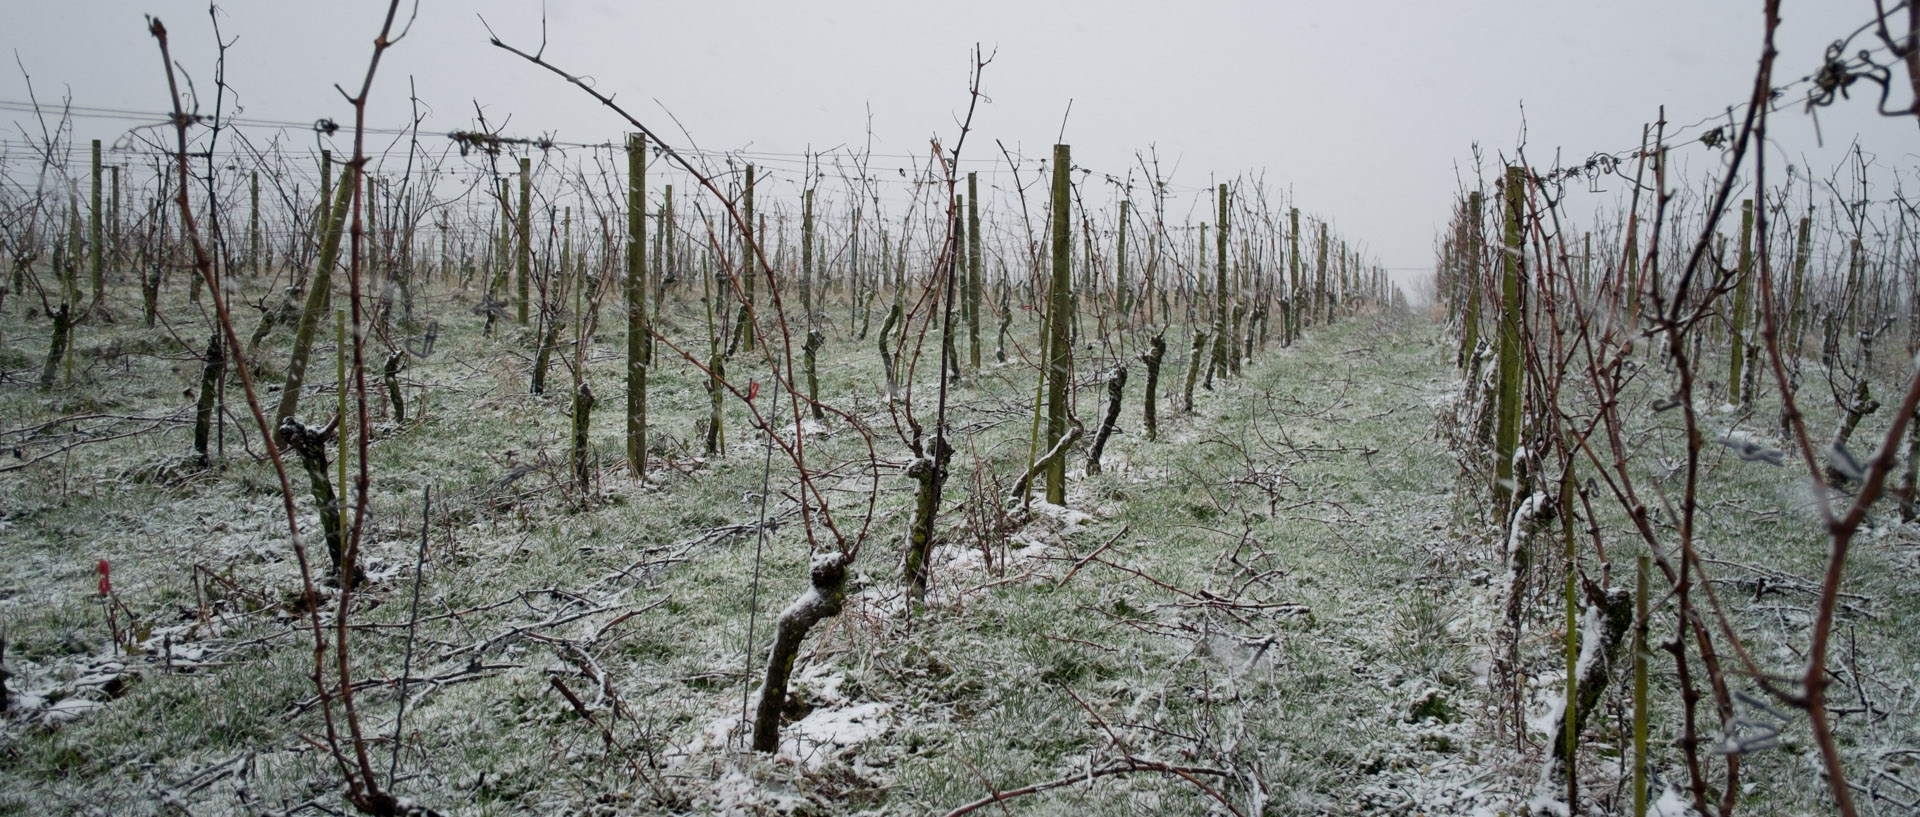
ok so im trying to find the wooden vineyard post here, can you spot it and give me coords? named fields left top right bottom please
left=738, top=165, right=757, bottom=353
left=656, top=184, right=673, bottom=307
left=250, top=170, right=261, bottom=277
left=1147, top=233, right=1160, bottom=327
left=968, top=172, right=982, bottom=369
left=517, top=157, right=532, bottom=325
left=1288, top=207, right=1301, bottom=344
left=1458, top=192, right=1482, bottom=370
left=89, top=140, right=103, bottom=315
left=1493, top=165, right=1527, bottom=523
left=801, top=186, right=814, bottom=323
left=1785, top=213, right=1812, bottom=357
left=1116, top=199, right=1130, bottom=318
left=1211, top=185, right=1231, bottom=383
left=1045, top=144, right=1074, bottom=505
left=626, top=133, right=649, bottom=478
left=1728, top=199, right=1753, bottom=405
left=1316, top=221, right=1329, bottom=327
left=1632, top=554, right=1650, bottom=817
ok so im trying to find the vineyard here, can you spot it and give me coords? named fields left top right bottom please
left=3, top=2, right=1919, bottom=816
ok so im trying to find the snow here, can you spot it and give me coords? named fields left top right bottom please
left=1507, top=491, right=1550, bottom=560
left=40, top=697, right=104, bottom=726
left=1571, top=604, right=1605, bottom=689
left=782, top=702, right=891, bottom=769
left=1651, top=786, right=1702, bottom=816
left=2, top=302, right=1908, bottom=817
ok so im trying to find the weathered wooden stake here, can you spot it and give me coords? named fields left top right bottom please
left=626, top=134, right=649, bottom=478
left=1727, top=199, right=1753, bottom=405
left=1045, top=145, right=1075, bottom=505
left=1492, top=165, right=1527, bottom=522
left=968, top=172, right=983, bottom=369
left=516, top=157, right=531, bottom=325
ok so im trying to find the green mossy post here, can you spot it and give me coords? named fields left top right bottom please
left=1727, top=199, right=1753, bottom=405
left=656, top=185, right=673, bottom=306
left=849, top=207, right=863, bottom=337
left=626, top=133, right=649, bottom=478
left=109, top=165, right=120, bottom=272
left=1023, top=288, right=1055, bottom=498
left=1786, top=214, right=1812, bottom=355
left=1458, top=192, right=1482, bottom=370
left=274, top=166, right=355, bottom=433
left=309, top=150, right=331, bottom=291
left=1147, top=234, right=1160, bottom=326
left=1211, top=185, right=1231, bottom=383
left=517, top=157, right=532, bottom=325
left=249, top=171, right=260, bottom=277
left=1196, top=223, right=1207, bottom=334
left=66, top=207, right=80, bottom=315
left=1632, top=554, right=1651, bottom=817
left=1084, top=220, right=1097, bottom=340
left=1045, top=145, right=1074, bottom=505
left=1316, top=221, right=1329, bottom=327
left=1560, top=471, right=1579, bottom=804
left=63, top=233, right=83, bottom=372
left=801, top=187, right=814, bottom=323
left=1288, top=207, right=1301, bottom=344
left=1493, top=165, right=1527, bottom=523
left=561, top=206, right=573, bottom=345
left=1116, top=199, right=1131, bottom=317
left=968, top=172, right=982, bottom=369
left=89, top=140, right=103, bottom=315
left=738, top=165, right=757, bottom=353
left=704, top=254, right=726, bottom=458
left=334, top=309, right=349, bottom=550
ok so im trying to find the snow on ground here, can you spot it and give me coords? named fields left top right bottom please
left=4, top=305, right=1914, bottom=816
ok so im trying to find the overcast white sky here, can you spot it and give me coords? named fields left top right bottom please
left=4, top=0, right=1914, bottom=286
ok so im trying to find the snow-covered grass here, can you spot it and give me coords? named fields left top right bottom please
left=2, top=276, right=1915, bottom=816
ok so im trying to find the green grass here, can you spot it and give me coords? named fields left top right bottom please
left=2, top=269, right=1915, bottom=816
